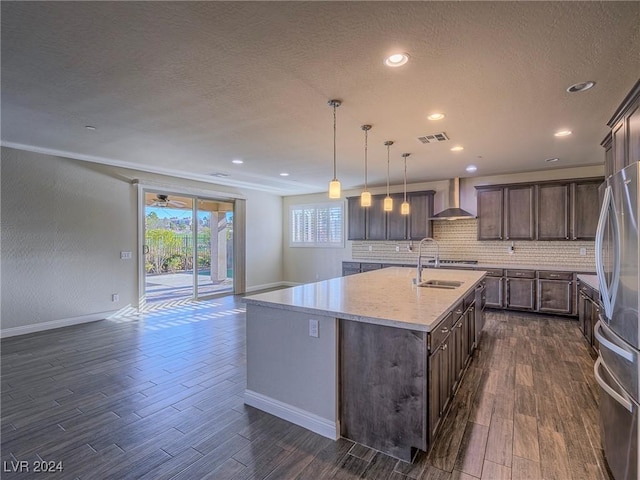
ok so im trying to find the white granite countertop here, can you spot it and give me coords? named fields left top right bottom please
left=577, top=274, right=599, bottom=292
left=347, top=259, right=595, bottom=274
left=243, top=267, right=486, bottom=332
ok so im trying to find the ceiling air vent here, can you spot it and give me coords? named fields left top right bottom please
left=417, top=132, right=449, bottom=144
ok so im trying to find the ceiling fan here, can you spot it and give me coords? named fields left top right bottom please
left=148, top=194, right=186, bottom=208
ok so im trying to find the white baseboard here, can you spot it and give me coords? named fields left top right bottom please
left=244, top=389, right=338, bottom=440
left=245, top=281, right=298, bottom=293
left=0, top=311, right=116, bottom=338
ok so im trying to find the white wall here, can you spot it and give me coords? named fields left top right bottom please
left=0, top=147, right=283, bottom=335
left=282, top=165, right=604, bottom=284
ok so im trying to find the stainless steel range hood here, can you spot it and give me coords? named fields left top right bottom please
left=431, top=178, right=475, bottom=220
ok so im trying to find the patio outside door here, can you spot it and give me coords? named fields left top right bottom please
left=142, top=192, right=234, bottom=304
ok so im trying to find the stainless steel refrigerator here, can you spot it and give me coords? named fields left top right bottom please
left=595, top=161, right=640, bottom=480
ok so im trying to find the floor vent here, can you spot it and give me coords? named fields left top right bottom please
left=417, top=132, right=449, bottom=144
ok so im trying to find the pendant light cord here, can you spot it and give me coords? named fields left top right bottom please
left=364, top=128, right=368, bottom=190
left=403, top=156, right=407, bottom=202
left=386, top=143, right=390, bottom=196
left=332, top=103, right=337, bottom=181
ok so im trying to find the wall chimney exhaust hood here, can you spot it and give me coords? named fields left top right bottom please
left=431, top=178, right=475, bottom=220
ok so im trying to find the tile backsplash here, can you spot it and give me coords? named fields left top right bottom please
left=352, top=219, right=596, bottom=271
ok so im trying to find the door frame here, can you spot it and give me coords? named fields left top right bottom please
left=135, top=181, right=246, bottom=309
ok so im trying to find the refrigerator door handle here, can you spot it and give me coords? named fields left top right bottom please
left=595, top=185, right=619, bottom=320
left=594, top=320, right=634, bottom=362
left=594, top=357, right=634, bottom=413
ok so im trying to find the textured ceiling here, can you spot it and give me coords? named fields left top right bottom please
left=2, top=2, right=639, bottom=195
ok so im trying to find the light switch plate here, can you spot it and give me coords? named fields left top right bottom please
left=309, top=319, right=319, bottom=338
left=120, top=251, right=133, bottom=260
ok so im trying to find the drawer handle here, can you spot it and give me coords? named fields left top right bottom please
left=441, top=327, right=449, bottom=334
left=550, top=274, right=560, bottom=278
left=594, top=321, right=634, bottom=362
left=457, top=322, right=463, bottom=328
left=455, top=309, right=463, bottom=314
left=594, top=358, right=633, bottom=412
left=442, top=343, right=448, bottom=351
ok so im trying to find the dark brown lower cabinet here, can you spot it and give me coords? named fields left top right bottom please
left=428, top=333, right=450, bottom=443
left=578, top=280, right=601, bottom=355
left=484, top=270, right=504, bottom=308
left=538, top=278, right=573, bottom=314
left=505, top=277, right=536, bottom=310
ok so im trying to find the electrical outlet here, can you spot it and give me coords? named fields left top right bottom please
left=395, top=245, right=400, bottom=252
left=120, top=251, right=132, bottom=260
left=368, top=245, right=372, bottom=252
left=580, top=247, right=587, bottom=256
left=309, top=319, right=319, bottom=338
left=112, top=293, right=119, bottom=302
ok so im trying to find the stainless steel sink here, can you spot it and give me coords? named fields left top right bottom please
left=417, top=280, right=463, bottom=289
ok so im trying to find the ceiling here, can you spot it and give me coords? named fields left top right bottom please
left=2, top=2, right=639, bottom=196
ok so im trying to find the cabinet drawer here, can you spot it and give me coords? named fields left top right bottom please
left=538, top=271, right=573, bottom=281
left=483, top=268, right=504, bottom=277
left=428, top=311, right=456, bottom=352
left=361, top=263, right=383, bottom=272
left=506, top=269, right=535, bottom=279
left=343, top=262, right=360, bottom=269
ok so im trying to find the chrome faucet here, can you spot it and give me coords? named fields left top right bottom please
left=415, top=237, right=440, bottom=284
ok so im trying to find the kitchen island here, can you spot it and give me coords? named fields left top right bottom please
left=243, top=267, right=486, bottom=461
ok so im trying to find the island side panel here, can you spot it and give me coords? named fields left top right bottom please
left=340, top=319, right=427, bottom=462
left=245, top=303, right=338, bottom=439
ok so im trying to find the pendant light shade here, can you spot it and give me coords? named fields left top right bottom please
left=360, top=124, right=372, bottom=207
left=384, top=141, right=394, bottom=212
left=328, top=99, right=342, bottom=199
left=401, top=153, right=411, bottom=215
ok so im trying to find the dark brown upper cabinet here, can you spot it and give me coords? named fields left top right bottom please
left=536, top=183, right=570, bottom=240
left=504, top=185, right=535, bottom=240
left=571, top=180, right=601, bottom=240
left=603, top=80, right=640, bottom=176
left=387, top=193, right=408, bottom=240
left=347, top=190, right=434, bottom=241
left=477, top=178, right=603, bottom=241
left=477, top=187, right=504, bottom=240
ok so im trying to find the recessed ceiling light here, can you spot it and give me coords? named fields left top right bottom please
left=427, top=113, right=445, bottom=121
left=209, top=172, right=229, bottom=178
left=232, top=159, right=244, bottom=164
left=545, top=157, right=559, bottom=163
left=384, top=53, right=409, bottom=67
left=567, top=81, right=596, bottom=93
left=279, top=172, right=289, bottom=177
left=554, top=130, right=572, bottom=137
left=85, top=125, right=96, bottom=131
left=450, top=145, right=464, bottom=152
left=466, top=165, right=478, bottom=173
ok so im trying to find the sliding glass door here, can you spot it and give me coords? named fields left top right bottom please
left=143, top=191, right=234, bottom=303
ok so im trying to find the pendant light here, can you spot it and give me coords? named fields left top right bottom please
left=360, top=125, right=372, bottom=207
left=328, top=99, right=342, bottom=199
left=383, top=141, right=394, bottom=212
left=401, top=153, right=411, bottom=215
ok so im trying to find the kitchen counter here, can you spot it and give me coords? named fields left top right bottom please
left=243, top=267, right=487, bottom=461
left=244, top=267, right=486, bottom=332
left=577, top=274, right=599, bottom=292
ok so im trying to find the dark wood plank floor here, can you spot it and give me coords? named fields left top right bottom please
left=1, top=298, right=613, bottom=479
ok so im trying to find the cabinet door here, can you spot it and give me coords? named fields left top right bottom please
left=347, top=197, right=366, bottom=240
left=613, top=119, right=626, bottom=173
left=505, top=278, right=536, bottom=310
left=387, top=194, right=407, bottom=240
left=628, top=98, right=640, bottom=164
left=504, top=185, right=535, bottom=240
left=572, top=181, right=601, bottom=240
left=477, top=188, right=504, bottom=240
left=538, top=279, right=573, bottom=314
left=604, top=135, right=614, bottom=180
left=484, top=277, right=503, bottom=308
left=366, top=195, right=387, bottom=240
left=407, top=192, right=434, bottom=240
left=537, top=184, right=569, bottom=240
left=428, top=338, right=450, bottom=443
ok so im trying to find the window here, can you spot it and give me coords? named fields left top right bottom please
left=290, top=202, right=344, bottom=247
